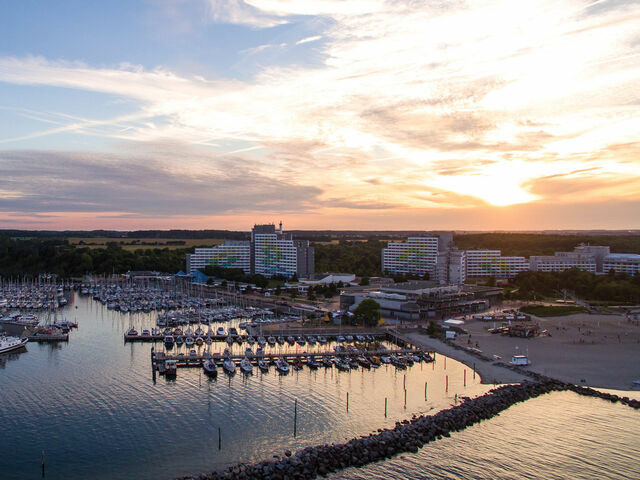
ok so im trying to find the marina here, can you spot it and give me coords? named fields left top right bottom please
left=0, top=290, right=487, bottom=480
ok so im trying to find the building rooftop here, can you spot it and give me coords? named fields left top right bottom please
left=605, top=253, right=640, bottom=260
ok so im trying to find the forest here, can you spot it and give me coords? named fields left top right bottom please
left=0, top=236, right=188, bottom=278
left=508, top=269, right=640, bottom=304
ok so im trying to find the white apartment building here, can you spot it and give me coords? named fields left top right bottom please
left=381, top=236, right=439, bottom=277
left=529, top=252, right=597, bottom=273
left=253, top=233, right=298, bottom=278
left=603, top=254, right=640, bottom=276
left=186, top=241, right=251, bottom=275
left=466, top=250, right=529, bottom=278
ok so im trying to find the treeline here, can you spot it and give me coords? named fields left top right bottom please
left=0, top=236, right=188, bottom=278
left=0, top=229, right=248, bottom=240
left=313, top=239, right=385, bottom=277
left=508, top=269, right=640, bottom=303
left=454, top=233, right=640, bottom=257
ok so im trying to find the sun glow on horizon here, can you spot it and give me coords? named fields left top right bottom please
left=0, top=0, right=639, bottom=229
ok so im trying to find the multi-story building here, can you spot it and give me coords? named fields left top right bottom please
left=436, top=247, right=466, bottom=285
left=465, top=250, right=529, bottom=278
left=573, top=245, right=610, bottom=273
left=186, top=241, right=251, bottom=275
left=603, top=254, right=640, bottom=276
left=253, top=226, right=298, bottom=278
left=382, top=233, right=467, bottom=285
left=185, top=222, right=314, bottom=279
left=529, top=252, right=597, bottom=273
left=381, top=236, right=439, bottom=277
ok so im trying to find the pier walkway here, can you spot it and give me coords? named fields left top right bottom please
left=151, top=347, right=432, bottom=370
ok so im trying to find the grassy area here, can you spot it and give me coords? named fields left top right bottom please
left=519, top=305, right=589, bottom=317
left=67, top=237, right=223, bottom=250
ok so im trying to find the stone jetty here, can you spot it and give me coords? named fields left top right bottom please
left=177, top=378, right=638, bottom=480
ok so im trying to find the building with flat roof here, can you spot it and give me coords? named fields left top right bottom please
left=381, top=235, right=439, bottom=277
left=185, top=222, right=314, bottom=279
left=382, top=232, right=466, bottom=285
left=603, top=253, right=640, bottom=276
left=186, top=241, right=251, bottom=275
left=339, top=280, right=500, bottom=321
left=465, top=250, right=529, bottom=278
left=529, top=252, right=596, bottom=273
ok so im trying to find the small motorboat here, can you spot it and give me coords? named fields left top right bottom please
left=240, top=357, right=253, bottom=374
left=345, top=335, right=354, bottom=343
left=334, top=358, right=350, bottom=371
left=203, top=358, right=218, bottom=377
left=247, top=336, right=256, bottom=345
left=257, top=359, right=269, bottom=372
left=317, top=336, right=327, bottom=344
left=258, top=336, right=266, bottom=347
left=185, top=336, right=195, bottom=347
left=296, top=336, right=305, bottom=346
left=276, top=336, right=285, bottom=345
left=267, top=336, right=276, bottom=346
left=164, top=335, right=175, bottom=346
left=141, top=329, right=150, bottom=336
left=321, top=356, right=332, bottom=368
left=0, top=336, right=28, bottom=355
left=127, top=327, right=138, bottom=336
left=307, top=356, right=321, bottom=369
left=165, top=359, right=177, bottom=377
left=292, top=359, right=303, bottom=371
left=175, top=336, right=184, bottom=346
left=223, top=357, right=236, bottom=375
left=337, top=335, right=345, bottom=343
left=217, top=327, right=225, bottom=336
left=276, top=357, right=289, bottom=374
left=286, top=336, right=295, bottom=345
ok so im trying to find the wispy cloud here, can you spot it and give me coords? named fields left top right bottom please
left=296, top=35, right=321, bottom=45
left=0, top=0, right=639, bottom=228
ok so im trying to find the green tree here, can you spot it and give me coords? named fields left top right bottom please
left=353, top=298, right=380, bottom=326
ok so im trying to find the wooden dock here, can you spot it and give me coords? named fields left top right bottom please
left=27, top=333, right=69, bottom=342
left=151, top=347, right=432, bottom=370
left=126, top=331, right=387, bottom=343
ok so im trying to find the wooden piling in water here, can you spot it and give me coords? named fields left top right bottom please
left=446, top=375, right=449, bottom=392
left=425, top=381, right=427, bottom=401
left=41, top=450, right=45, bottom=477
left=384, top=397, right=387, bottom=417
left=294, top=399, right=298, bottom=437
left=218, top=427, right=221, bottom=450
left=464, top=369, right=466, bottom=387
left=346, top=392, right=349, bottom=412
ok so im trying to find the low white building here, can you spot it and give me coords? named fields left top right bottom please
left=298, top=273, right=356, bottom=285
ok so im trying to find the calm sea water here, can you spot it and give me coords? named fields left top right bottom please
left=1, top=292, right=485, bottom=480
left=0, top=292, right=638, bottom=480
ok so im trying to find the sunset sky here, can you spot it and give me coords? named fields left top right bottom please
left=0, top=0, right=639, bottom=231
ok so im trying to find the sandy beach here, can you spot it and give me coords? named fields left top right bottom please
left=404, top=312, right=640, bottom=391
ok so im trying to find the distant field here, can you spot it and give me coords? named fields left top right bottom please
left=67, top=237, right=224, bottom=250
